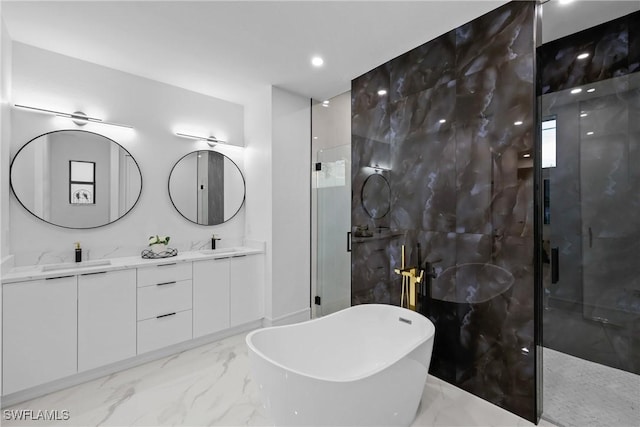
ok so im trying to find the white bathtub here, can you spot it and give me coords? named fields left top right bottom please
left=246, top=304, right=435, bottom=426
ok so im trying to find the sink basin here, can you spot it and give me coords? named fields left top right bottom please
left=41, top=259, right=112, bottom=272
left=199, top=248, right=239, bottom=256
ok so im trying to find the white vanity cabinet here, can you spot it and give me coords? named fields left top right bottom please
left=2, top=276, right=78, bottom=394
left=78, top=269, right=137, bottom=372
left=193, top=258, right=230, bottom=338
left=230, top=254, right=265, bottom=327
left=136, top=261, right=193, bottom=354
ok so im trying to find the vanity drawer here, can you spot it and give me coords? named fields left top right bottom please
left=137, top=310, right=192, bottom=354
left=137, top=262, right=192, bottom=287
left=137, top=279, right=192, bottom=320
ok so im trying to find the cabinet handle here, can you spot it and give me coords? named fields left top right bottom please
left=156, top=281, right=176, bottom=286
left=347, top=232, right=352, bottom=252
left=81, top=271, right=107, bottom=276
left=157, top=312, right=176, bottom=319
left=46, top=275, right=74, bottom=280
left=157, top=263, right=177, bottom=267
left=217, top=256, right=231, bottom=260
left=232, top=254, right=247, bottom=258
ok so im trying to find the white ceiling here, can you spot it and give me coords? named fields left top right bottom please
left=2, top=1, right=639, bottom=105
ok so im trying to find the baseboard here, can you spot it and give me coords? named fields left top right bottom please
left=1, top=320, right=262, bottom=408
left=263, top=307, right=310, bottom=327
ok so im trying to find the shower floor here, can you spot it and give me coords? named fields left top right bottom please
left=543, top=347, right=639, bottom=427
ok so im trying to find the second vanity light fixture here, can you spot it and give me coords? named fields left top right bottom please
left=14, top=104, right=133, bottom=129
left=175, top=132, right=228, bottom=147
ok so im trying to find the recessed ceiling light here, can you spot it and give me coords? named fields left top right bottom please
left=377, top=89, right=387, bottom=96
left=311, top=56, right=324, bottom=67
left=571, top=88, right=582, bottom=94
left=321, top=100, right=330, bottom=107
left=439, top=119, right=446, bottom=124
left=313, top=136, right=318, bottom=140
left=587, top=88, right=595, bottom=93
left=587, top=131, right=594, bottom=136
left=523, top=153, right=531, bottom=158
left=580, top=112, right=588, bottom=117
left=577, top=52, right=589, bottom=60
left=514, top=121, right=523, bottom=126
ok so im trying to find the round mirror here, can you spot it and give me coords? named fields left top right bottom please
left=10, top=130, right=142, bottom=229
left=362, top=173, right=391, bottom=219
left=168, top=150, right=245, bottom=225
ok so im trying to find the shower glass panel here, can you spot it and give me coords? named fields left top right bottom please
left=316, top=144, right=351, bottom=317
left=542, top=72, right=640, bottom=373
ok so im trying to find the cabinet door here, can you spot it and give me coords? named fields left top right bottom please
left=78, top=270, right=136, bottom=372
left=230, top=254, right=264, bottom=327
left=3, top=276, right=77, bottom=394
left=193, top=259, right=230, bottom=337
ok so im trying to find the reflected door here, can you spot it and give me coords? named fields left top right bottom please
left=317, top=145, right=351, bottom=317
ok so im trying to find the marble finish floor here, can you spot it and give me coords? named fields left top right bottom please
left=543, top=347, right=640, bottom=427
left=4, top=331, right=553, bottom=426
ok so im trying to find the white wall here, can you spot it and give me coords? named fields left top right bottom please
left=9, top=43, right=245, bottom=265
left=1, top=17, right=12, bottom=265
left=270, top=87, right=311, bottom=324
left=0, top=9, right=11, bottom=401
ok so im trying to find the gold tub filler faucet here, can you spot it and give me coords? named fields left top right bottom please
left=394, top=245, right=424, bottom=311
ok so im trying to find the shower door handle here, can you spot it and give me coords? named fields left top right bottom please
left=347, top=232, right=352, bottom=252
left=551, top=247, right=559, bottom=284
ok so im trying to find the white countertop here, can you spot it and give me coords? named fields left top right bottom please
left=1, top=247, right=263, bottom=284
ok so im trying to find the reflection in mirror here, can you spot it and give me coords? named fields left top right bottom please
left=10, top=130, right=142, bottom=229
left=361, top=173, right=391, bottom=219
left=169, top=150, right=245, bottom=225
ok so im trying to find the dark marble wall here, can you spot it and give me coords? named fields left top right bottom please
left=539, top=10, right=640, bottom=95
left=539, top=10, right=640, bottom=375
left=351, top=1, right=537, bottom=422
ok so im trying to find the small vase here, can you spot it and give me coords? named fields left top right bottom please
left=150, top=243, right=166, bottom=254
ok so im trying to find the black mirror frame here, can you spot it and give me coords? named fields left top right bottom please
left=9, top=129, right=143, bottom=230
left=361, top=172, right=391, bottom=219
left=168, top=149, right=246, bottom=226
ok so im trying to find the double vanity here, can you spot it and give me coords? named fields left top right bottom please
left=1, top=246, right=264, bottom=405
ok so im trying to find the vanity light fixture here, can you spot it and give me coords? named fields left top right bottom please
left=523, top=153, right=531, bottom=158
left=175, top=132, right=227, bottom=147
left=587, top=88, right=595, bottom=93
left=577, top=52, right=589, bottom=60
left=14, top=104, right=133, bottom=129
left=570, top=88, right=582, bottom=94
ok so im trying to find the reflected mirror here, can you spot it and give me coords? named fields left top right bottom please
left=168, top=150, right=245, bottom=225
left=361, top=173, right=391, bottom=219
left=10, top=129, right=142, bottom=229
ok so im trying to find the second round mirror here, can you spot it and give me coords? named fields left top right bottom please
left=169, top=150, right=245, bottom=225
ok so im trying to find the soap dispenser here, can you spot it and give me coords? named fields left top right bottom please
left=75, top=242, right=82, bottom=263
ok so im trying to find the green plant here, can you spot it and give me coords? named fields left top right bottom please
left=148, top=235, right=170, bottom=246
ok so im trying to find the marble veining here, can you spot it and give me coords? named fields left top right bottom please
left=3, top=331, right=550, bottom=427
left=352, top=1, right=536, bottom=421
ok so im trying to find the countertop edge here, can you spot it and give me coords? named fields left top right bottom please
left=1, top=248, right=264, bottom=285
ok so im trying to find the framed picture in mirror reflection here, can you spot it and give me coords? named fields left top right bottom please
left=69, top=160, right=95, bottom=204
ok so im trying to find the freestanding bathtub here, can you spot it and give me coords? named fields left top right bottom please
left=246, top=304, right=435, bottom=426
